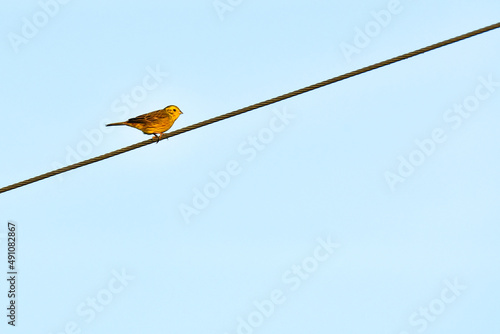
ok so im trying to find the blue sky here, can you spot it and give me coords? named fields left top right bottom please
left=1, top=0, right=500, bottom=333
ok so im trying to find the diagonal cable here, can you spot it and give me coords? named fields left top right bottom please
left=1, top=22, right=499, bottom=194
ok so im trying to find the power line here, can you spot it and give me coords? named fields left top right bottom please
left=1, top=22, right=499, bottom=195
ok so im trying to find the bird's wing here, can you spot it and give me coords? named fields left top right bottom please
left=127, top=109, right=165, bottom=124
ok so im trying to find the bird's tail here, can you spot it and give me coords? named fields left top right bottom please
left=106, top=122, right=127, bottom=127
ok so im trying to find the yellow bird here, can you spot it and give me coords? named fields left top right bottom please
left=106, top=105, right=182, bottom=142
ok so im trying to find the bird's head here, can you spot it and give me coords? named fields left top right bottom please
left=166, top=105, right=183, bottom=119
